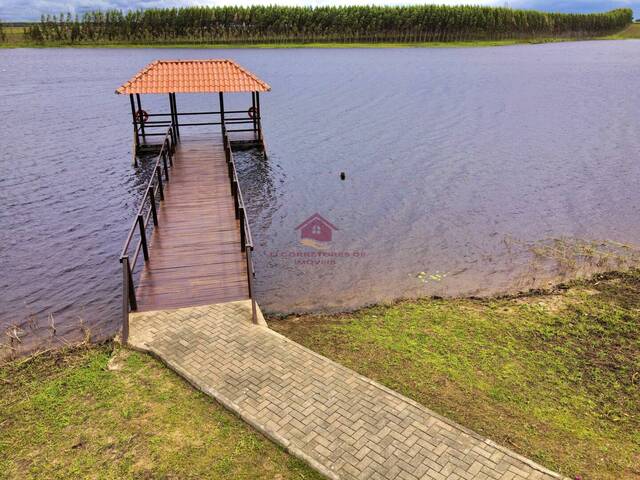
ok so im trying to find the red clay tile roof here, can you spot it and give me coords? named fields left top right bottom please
left=115, top=59, right=270, bottom=95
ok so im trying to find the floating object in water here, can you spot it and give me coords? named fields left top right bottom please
left=340, top=172, right=346, bottom=180
left=414, top=271, right=448, bottom=283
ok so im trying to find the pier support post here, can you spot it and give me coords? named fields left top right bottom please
left=130, top=94, right=139, bottom=165
left=256, top=92, right=262, bottom=141
left=170, top=93, right=180, bottom=140
left=168, top=93, right=176, bottom=144
left=135, top=93, right=146, bottom=143
left=121, top=255, right=136, bottom=343
left=219, top=92, right=226, bottom=136
left=138, top=215, right=149, bottom=261
left=149, top=187, right=158, bottom=226
left=251, top=92, right=257, bottom=138
left=246, top=248, right=258, bottom=324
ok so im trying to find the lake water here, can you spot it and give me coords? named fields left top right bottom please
left=2, top=42, right=640, bottom=357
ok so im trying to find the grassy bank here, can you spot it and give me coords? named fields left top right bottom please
left=2, top=24, right=638, bottom=49
left=1, top=39, right=522, bottom=49
left=0, top=345, right=322, bottom=479
left=2, top=273, right=638, bottom=479
left=612, top=22, right=640, bottom=38
left=271, top=271, right=640, bottom=480
left=0, top=38, right=634, bottom=50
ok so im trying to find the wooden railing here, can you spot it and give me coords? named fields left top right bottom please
left=132, top=117, right=178, bottom=164
left=222, top=122, right=258, bottom=325
left=133, top=110, right=260, bottom=142
left=119, top=126, right=176, bottom=342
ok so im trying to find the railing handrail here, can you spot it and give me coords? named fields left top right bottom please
left=120, top=126, right=177, bottom=342
left=120, top=126, right=175, bottom=263
left=222, top=130, right=254, bottom=249
left=141, top=110, right=260, bottom=117
left=222, top=121, right=258, bottom=324
left=135, top=118, right=257, bottom=130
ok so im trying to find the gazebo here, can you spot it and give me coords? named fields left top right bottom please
left=117, top=59, right=271, bottom=335
left=116, top=59, right=271, bottom=162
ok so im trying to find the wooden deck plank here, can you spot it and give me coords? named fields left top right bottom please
left=135, top=135, right=250, bottom=311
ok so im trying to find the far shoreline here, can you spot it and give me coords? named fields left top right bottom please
left=2, top=11, right=637, bottom=50
left=2, top=34, right=639, bottom=50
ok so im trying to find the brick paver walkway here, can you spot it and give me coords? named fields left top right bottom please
left=128, top=302, right=565, bottom=480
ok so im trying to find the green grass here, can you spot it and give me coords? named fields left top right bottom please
left=610, top=23, right=640, bottom=39
left=0, top=36, right=528, bottom=49
left=271, top=271, right=640, bottom=480
left=2, top=274, right=638, bottom=479
left=1, top=26, right=23, bottom=45
left=0, top=344, right=323, bottom=480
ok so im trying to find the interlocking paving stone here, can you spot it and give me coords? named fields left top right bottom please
left=128, top=302, right=566, bottom=480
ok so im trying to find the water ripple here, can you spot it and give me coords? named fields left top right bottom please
left=2, top=43, right=640, bottom=356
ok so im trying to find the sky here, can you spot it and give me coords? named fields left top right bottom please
left=0, top=0, right=638, bottom=22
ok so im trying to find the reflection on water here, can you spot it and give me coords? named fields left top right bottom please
left=2, top=43, right=640, bottom=357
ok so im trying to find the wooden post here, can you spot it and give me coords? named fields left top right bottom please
left=135, top=93, right=146, bottom=142
left=171, top=93, right=180, bottom=139
left=121, top=256, right=130, bottom=343
left=219, top=92, right=226, bottom=135
left=174, top=93, right=179, bottom=141
left=162, top=151, right=169, bottom=183
left=168, top=93, right=176, bottom=141
left=256, top=92, right=262, bottom=141
left=239, top=208, right=246, bottom=250
left=246, top=248, right=258, bottom=324
left=157, top=165, right=165, bottom=200
left=233, top=182, right=240, bottom=219
left=173, top=93, right=179, bottom=143
left=138, top=214, right=149, bottom=261
left=130, top=94, right=139, bottom=164
left=251, top=92, right=257, bottom=138
left=126, top=258, right=136, bottom=311
left=149, top=187, right=158, bottom=226
left=132, top=128, right=138, bottom=167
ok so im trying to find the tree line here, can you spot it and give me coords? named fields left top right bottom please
left=23, top=6, right=633, bottom=44
left=0, top=20, right=6, bottom=43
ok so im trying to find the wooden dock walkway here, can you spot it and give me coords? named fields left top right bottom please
left=135, top=136, right=249, bottom=311
left=118, top=59, right=267, bottom=335
left=120, top=126, right=258, bottom=336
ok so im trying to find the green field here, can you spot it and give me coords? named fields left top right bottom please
left=615, top=22, right=640, bottom=38
left=2, top=26, right=24, bottom=45
left=272, top=271, right=640, bottom=480
left=0, top=345, right=322, bottom=480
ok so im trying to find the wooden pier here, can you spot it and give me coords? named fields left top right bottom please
left=135, top=136, right=249, bottom=311
left=117, top=60, right=270, bottom=341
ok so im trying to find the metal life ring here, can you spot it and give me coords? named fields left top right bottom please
left=247, top=106, right=257, bottom=119
left=135, top=109, right=149, bottom=123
